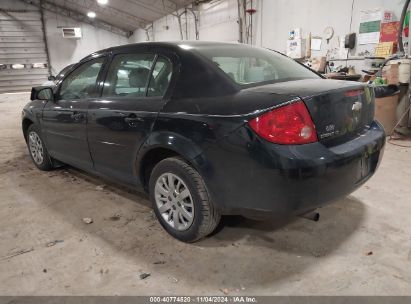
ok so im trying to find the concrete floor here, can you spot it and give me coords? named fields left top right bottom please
left=0, top=92, right=410, bottom=295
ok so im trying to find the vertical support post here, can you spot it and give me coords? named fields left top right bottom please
left=175, top=10, right=184, bottom=40
left=185, top=7, right=188, bottom=40
left=250, top=0, right=253, bottom=45
left=260, top=0, right=263, bottom=46
left=237, top=0, right=243, bottom=43
left=39, top=0, right=52, bottom=76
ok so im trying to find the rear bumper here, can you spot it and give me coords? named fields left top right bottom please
left=202, top=120, right=385, bottom=216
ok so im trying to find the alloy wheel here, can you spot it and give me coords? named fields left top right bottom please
left=28, top=131, right=44, bottom=165
left=154, top=173, right=194, bottom=231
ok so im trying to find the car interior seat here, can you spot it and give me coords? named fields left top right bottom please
left=128, top=67, right=153, bottom=97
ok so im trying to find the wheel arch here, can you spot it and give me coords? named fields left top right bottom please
left=22, top=118, right=34, bottom=142
left=137, top=131, right=207, bottom=192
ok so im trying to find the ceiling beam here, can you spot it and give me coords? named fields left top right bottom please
left=125, top=0, right=173, bottom=18
left=61, top=0, right=148, bottom=29
left=126, top=0, right=192, bottom=20
left=19, top=0, right=133, bottom=37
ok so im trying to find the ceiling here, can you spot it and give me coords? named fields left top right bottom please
left=51, top=0, right=194, bottom=32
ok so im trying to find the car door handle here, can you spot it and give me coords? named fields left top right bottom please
left=124, top=114, right=143, bottom=126
left=71, top=112, right=85, bottom=121
left=124, top=117, right=143, bottom=122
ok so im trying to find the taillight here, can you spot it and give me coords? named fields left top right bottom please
left=345, top=89, right=364, bottom=97
left=248, top=100, right=318, bottom=145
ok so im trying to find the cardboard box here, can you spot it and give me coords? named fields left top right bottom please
left=382, top=63, right=399, bottom=85
left=311, top=57, right=326, bottom=73
left=375, top=94, right=399, bottom=134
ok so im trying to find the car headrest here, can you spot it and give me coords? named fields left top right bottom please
left=129, top=67, right=150, bottom=87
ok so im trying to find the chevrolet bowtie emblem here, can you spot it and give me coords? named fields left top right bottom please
left=352, top=101, right=362, bottom=111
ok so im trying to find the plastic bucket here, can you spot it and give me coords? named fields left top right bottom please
left=390, top=59, right=411, bottom=84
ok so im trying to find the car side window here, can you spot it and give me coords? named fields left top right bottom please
left=147, top=56, right=172, bottom=97
left=58, top=58, right=105, bottom=100
left=102, top=53, right=156, bottom=98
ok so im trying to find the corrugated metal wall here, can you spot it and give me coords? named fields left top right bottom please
left=0, top=9, right=48, bottom=93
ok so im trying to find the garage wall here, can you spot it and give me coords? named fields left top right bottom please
left=257, top=0, right=405, bottom=72
left=129, top=0, right=406, bottom=72
left=257, top=0, right=404, bottom=51
left=44, top=12, right=128, bottom=75
left=0, top=0, right=128, bottom=92
left=0, top=1, right=48, bottom=93
left=129, top=0, right=238, bottom=43
left=0, top=10, right=48, bottom=93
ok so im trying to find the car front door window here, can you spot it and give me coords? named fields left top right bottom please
left=42, top=56, right=106, bottom=170
left=58, top=58, right=104, bottom=100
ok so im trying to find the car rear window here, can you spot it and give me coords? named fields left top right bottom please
left=195, top=44, right=320, bottom=86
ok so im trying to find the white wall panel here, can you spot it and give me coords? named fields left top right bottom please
left=44, top=11, right=128, bottom=75
left=129, top=0, right=405, bottom=74
left=129, top=0, right=238, bottom=43
left=198, top=0, right=238, bottom=42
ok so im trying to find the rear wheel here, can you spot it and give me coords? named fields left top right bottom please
left=149, top=157, right=221, bottom=242
left=26, top=124, right=54, bottom=171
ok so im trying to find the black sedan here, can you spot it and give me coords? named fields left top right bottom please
left=22, top=42, right=385, bottom=242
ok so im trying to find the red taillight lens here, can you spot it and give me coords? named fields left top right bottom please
left=345, top=89, right=364, bottom=97
left=248, top=100, right=318, bottom=145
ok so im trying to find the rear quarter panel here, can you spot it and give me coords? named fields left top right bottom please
left=145, top=89, right=297, bottom=165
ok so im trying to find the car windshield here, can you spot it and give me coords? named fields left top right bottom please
left=194, top=44, right=320, bottom=86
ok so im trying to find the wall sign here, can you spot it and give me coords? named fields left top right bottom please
left=358, top=10, right=381, bottom=44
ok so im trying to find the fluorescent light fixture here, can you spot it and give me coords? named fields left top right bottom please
left=87, top=11, right=96, bottom=18
left=11, top=64, right=25, bottom=69
left=97, top=0, right=108, bottom=4
left=32, top=63, right=47, bottom=69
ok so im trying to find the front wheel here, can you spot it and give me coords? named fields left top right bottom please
left=26, top=124, right=54, bottom=171
left=149, top=157, right=221, bottom=242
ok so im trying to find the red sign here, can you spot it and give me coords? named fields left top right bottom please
left=380, top=22, right=400, bottom=42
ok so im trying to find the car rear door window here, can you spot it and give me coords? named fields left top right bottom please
left=102, top=54, right=156, bottom=98
left=147, top=56, right=172, bottom=97
left=58, top=58, right=104, bottom=100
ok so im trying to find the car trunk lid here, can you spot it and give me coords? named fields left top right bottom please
left=247, top=79, right=375, bottom=145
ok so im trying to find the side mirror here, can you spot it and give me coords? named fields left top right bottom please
left=30, top=86, right=54, bottom=101
left=48, top=75, right=56, bottom=81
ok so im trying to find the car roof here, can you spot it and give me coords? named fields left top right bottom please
left=77, top=41, right=253, bottom=98
left=80, top=41, right=250, bottom=62
left=109, top=40, right=241, bottom=51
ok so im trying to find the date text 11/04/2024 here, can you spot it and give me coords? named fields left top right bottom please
left=149, top=296, right=258, bottom=303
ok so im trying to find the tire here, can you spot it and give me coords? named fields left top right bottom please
left=26, top=124, right=54, bottom=171
left=149, top=157, right=221, bottom=242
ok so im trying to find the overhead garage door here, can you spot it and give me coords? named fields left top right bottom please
left=0, top=9, right=48, bottom=93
